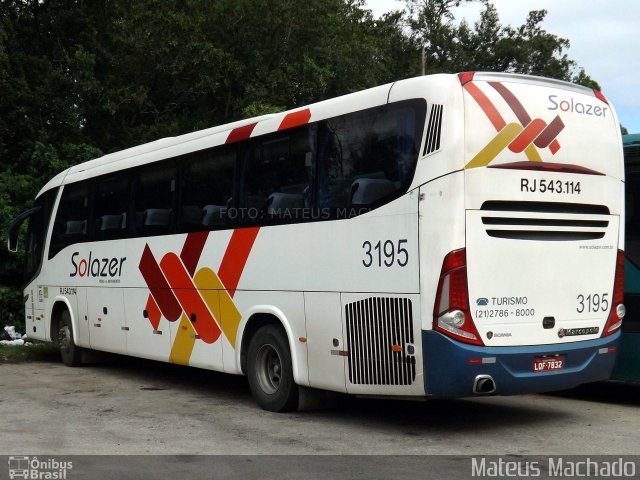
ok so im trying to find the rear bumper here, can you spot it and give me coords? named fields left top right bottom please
left=423, top=330, right=620, bottom=397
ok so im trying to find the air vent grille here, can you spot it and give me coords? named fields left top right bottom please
left=423, top=104, right=443, bottom=156
left=480, top=201, right=609, bottom=241
left=345, top=297, right=416, bottom=385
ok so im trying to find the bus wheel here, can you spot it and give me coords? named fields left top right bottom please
left=58, top=309, right=82, bottom=367
left=247, top=325, right=299, bottom=412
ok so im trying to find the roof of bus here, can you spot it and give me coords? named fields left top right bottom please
left=35, top=71, right=607, bottom=198
left=36, top=78, right=405, bottom=196
left=470, top=71, right=596, bottom=96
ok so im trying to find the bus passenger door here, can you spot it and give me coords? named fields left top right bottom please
left=87, top=287, right=127, bottom=354
left=305, top=292, right=347, bottom=393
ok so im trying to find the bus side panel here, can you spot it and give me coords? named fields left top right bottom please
left=86, top=287, right=127, bottom=355
left=305, top=292, right=347, bottom=393
left=75, top=286, right=90, bottom=348
left=418, top=172, right=466, bottom=331
left=238, top=192, right=420, bottom=294
left=188, top=312, right=224, bottom=372
left=123, top=288, right=173, bottom=362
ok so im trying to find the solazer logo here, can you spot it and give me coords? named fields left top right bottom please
left=69, top=251, right=126, bottom=278
left=548, top=94, right=609, bottom=117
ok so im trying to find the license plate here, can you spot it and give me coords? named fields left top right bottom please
left=532, top=355, right=565, bottom=372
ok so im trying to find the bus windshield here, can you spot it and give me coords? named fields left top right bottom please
left=23, top=188, right=57, bottom=283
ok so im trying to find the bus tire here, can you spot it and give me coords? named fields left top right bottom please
left=247, top=325, right=298, bottom=412
left=58, top=309, right=82, bottom=367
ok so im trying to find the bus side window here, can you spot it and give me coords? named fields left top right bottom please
left=316, top=101, right=424, bottom=217
left=179, top=146, right=236, bottom=232
left=135, top=163, right=176, bottom=237
left=93, top=175, right=130, bottom=241
left=49, top=183, right=89, bottom=258
left=239, top=125, right=314, bottom=225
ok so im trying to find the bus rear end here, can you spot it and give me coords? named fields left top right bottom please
left=424, top=72, right=624, bottom=396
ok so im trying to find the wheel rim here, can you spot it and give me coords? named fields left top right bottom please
left=59, top=324, right=71, bottom=354
left=255, top=343, right=282, bottom=395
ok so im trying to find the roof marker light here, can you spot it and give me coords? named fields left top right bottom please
left=593, top=89, right=609, bottom=105
left=458, top=72, right=475, bottom=86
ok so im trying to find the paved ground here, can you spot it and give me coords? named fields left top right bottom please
left=1, top=353, right=639, bottom=458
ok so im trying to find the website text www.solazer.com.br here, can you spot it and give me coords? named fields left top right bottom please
left=471, top=457, right=636, bottom=478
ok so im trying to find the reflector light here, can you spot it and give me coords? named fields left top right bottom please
left=593, top=89, right=609, bottom=105
left=602, top=250, right=625, bottom=337
left=458, top=71, right=475, bottom=85
left=433, top=249, right=483, bottom=346
left=467, top=357, right=496, bottom=365
left=391, top=345, right=402, bottom=353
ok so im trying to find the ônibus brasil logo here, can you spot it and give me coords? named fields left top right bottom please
left=8, top=456, right=73, bottom=479
left=69, top=251, right=126, bottom=278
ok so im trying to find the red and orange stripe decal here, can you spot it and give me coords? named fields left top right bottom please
left=226, top=122, right=258, bottom=144
left=464, top=80, right=566, bottom=168
left=218, top=227, right=260, bottom=297
left=139, top=228, right=260, bottom=365
left=463, top=82, right=506, bottom=131
left=278, top=108, right=311, bottom=131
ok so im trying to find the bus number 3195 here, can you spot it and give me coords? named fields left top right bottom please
left=362, top=239, right=409, bottom=268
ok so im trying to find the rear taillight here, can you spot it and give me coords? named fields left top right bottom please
left=602, top=249, right=625, bottom=337
left=433, top=249, right=483, bottom=345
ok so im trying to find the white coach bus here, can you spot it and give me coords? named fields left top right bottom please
left=8, top=72, right=625, bottom=411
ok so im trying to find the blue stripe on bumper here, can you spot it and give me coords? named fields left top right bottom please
left=423, top=330, right=620, bottom=397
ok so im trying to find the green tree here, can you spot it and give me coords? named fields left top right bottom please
left=406, top=0, right=600, bottom=88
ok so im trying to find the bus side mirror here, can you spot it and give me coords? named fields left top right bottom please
left=7, top=206, right=41, bottom=253
left=8, top=227, right=19, bottom=252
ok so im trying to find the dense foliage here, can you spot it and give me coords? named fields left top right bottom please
left=0, top=0, right=599, bottom=326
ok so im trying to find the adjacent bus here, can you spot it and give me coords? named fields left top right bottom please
left=8, top=72, right=625, bottom=411
left=614, top=133, right=640, bottom=382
